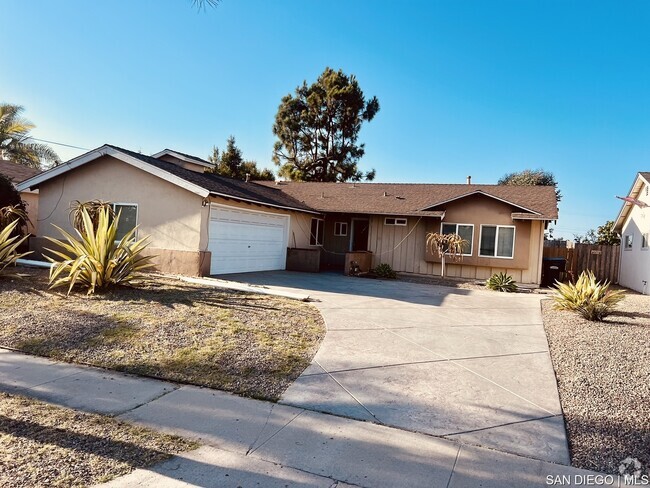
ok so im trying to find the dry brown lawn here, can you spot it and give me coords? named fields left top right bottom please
left=542, top=291, right=650, bottom=475
left=0, top=269, right=325, bottom=400
left=0, top=392, right=196, bottom=487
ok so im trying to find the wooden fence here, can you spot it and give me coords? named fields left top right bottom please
left=543, top=242, right=620, bottom=283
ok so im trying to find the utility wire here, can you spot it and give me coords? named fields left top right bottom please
left=26, top=137, right=90, bottom=151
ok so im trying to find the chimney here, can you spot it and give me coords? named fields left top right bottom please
left=245, top=173, right=251, bottom=182
left=466, top=176, right=472, bottom=185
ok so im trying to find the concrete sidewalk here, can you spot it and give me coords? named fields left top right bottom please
left=0, top=348, right=611, bottom=487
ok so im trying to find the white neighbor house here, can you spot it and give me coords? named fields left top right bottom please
left=614, top=172, right=650, bottom=293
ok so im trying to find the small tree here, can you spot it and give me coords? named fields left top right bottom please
left=595, top=220, right=620, bottom=245
left=426, top=233, right=467, bottom=278
left=207, top=136, right=274, bottom=181
left=498, top=169, right=561, bottom=202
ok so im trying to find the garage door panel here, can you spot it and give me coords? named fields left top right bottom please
left=209, top=206, right=289, bottom=275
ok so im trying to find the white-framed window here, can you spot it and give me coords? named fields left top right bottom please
left=624, top=234, right=634, bottom=250
left=642, top=233, right=649, bottom=250
left=310, top=218, right=324, bottom=246
left=479, top=225, right=516, bottom=259
left=441, top=223, right=474, bottom=255
left=112, top=203, right=138, bottom=241
left=385, top=217, right=407, bottom=226
left=334, top=222, right=348, bottom=236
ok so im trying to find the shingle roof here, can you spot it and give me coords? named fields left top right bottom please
left=158, top=148, right=212, bottom=166
left=0, top=159, right=41, bottom=184
left=256, top=181, right=559, bottom=219
left=106, top=145, right=316, bottom=213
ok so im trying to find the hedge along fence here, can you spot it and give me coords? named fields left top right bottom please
left=543, top=242, right=620, bottom=284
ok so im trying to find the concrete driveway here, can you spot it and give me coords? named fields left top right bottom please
left=223, top=271, right=569, bottom=465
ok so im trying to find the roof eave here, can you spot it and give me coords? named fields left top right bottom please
left=613, top=173, right=648, bottom=232
left=152, top=149, right=213, bottom=168
left=420, top=189, right=543, bottom=215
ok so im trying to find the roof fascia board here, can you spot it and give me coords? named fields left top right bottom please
left=152, top=149, right=213, bottom=168
left=421, top=190, right=542, bottom=215
left=614, top=173, right=647, bottom=231
left=209, top=191, right=320, bottom=215
left=17, top=146, right=210, bottom=198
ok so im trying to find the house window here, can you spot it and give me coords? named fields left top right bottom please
left=624, top=234, right=634, bottom=250
left=310, top=218, right=324, bottom=246
left=334, top=222, right=348, bottom=236
left=441, top=223, right=474, bottom=255
left=112, top=203, right=138, bottom=241
left=385, top=217, right=407, bottom=226
left=642, top=233, right=649, bottom=250
left=479, top=225, right=516, bottom=259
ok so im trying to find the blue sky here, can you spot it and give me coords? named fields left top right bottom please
left=3, top=1, right=649, bottom=239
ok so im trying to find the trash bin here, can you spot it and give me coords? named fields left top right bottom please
left=541, top=257, right=566, bottom=287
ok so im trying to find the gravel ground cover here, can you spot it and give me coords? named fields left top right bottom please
left=0, top=268, right=325, bottom=400
left=0, top=392, right=196, bottom=487
left=542, top=293, right=650, bottom=475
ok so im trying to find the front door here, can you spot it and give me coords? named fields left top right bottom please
left=351, top=219, right=369, bottom=251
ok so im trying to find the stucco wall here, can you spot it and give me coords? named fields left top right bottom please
left=619, top=180, right=650, bottom=293
left=21, top=191, right=38, bottom=235
left=35, top=155, right=205, bottom=252
left=367, top=195, right=546, bottom=284
left=157, top=154, right=209, bottom=173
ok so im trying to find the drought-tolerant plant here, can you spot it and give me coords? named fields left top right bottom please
left=0, top=219, right=31, bottom=277
left=69, top=200, right=114, bottom=232
left=553, top=270, right=625, bottom=321
left=0, top=204, right=29, bottom=234
left=426, top=232, right=467, bottom=277
left=45, top=206, right=155, bottom=295
left=486, top=272, right=518, bottom=292
left=373, top=263, right=397, bottom=279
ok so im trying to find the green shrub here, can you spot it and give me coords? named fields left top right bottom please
left=486, top=272, right=518, bottom=292
left=45, top=206, right=156, bottom=295
left=373, top=263, right=397, bottom=279
left=552, top=270, right=624, bottom=321
left=0, top=219, right=31, bottom=277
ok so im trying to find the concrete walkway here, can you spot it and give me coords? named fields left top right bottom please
left=222, top=271, right=569, bottom=465
left=0, top=348, right=607, bottom=487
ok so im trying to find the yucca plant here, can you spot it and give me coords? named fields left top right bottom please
left=553, top=270, right=625, bottom=321
left=426, top=232, right=468, bottom=277
left=45, top=206, right=155, bottom=295
left=486, top=272, right=518, bottom=292
left=69, top=200, right=115, bottom=232
left=0, top=220, right=31, bottom=277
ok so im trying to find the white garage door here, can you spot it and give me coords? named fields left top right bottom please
left=209, top=205, right=289, bottom=275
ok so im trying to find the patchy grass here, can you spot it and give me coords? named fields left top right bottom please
left=0, top=269, right=325, bottom=401
left=542, top=291, right=650, bottom=475
left=0, top=392, right=196, bottom=487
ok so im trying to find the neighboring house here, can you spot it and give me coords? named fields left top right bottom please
left=17, top=145, right=558, bottom=284
left=0, top=159, right=41, bottom=235
left=614, top=172, right=650, bottom=293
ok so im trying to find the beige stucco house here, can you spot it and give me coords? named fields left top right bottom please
left=17, top=144, right=558, bottom=284
left=614, top=172, right=650, bottom=293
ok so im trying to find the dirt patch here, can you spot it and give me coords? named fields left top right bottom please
left=0, top=269, right=325, bottom=401
left=541, top=292, right=650, bottom=475
left=0, top=392, right=196, bottom=487
left=396, top=273, right=485, bottom=290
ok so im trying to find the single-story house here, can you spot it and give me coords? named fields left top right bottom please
left=17, top=144, right=558, bottom=284
left=0, top=159, right=41, bottom=235
left=614, top=172, right=650, bottom=293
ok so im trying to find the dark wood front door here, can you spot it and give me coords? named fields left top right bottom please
left=351, top=219, right=369, bottom=251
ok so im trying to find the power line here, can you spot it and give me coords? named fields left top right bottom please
left=26, top=137, right=90, bottom=151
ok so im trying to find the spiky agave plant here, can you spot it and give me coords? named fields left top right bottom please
left=45, top=206, right=155, bottom=295
left=486, top=272, right=518, bottom=292
left=0, top=204, right=29, bottom=233
left=69, top=200, right=115, bottom=232
left=0, top=220, right=31, bottom=277
left=553, top=270, right=625, bottom=321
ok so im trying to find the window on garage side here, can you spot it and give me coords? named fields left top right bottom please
left=112, top=203, right=138, bottom=241
left=479, top=225, right=515, bottom=258
left=624, top=234, right=633, bottom=250
left=334, top=222, right=348, bottom=236
left=441, top=223, right=474, bottom=255
left=310, top=218, right=324, bottom=246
